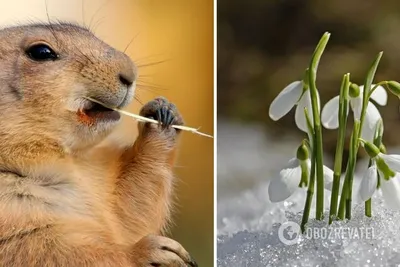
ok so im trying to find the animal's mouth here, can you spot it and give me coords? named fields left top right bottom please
left=77, top=100, right=121, bottom=124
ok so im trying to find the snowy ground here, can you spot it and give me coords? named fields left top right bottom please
left=217, top=120, right=400, bottom=267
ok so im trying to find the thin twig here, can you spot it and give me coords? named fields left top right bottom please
left=85, top=97, right=213, bottom=138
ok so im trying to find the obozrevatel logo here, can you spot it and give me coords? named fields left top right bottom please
left=278, top=221, right=301, bottom=245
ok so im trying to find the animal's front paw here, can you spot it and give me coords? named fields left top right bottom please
left=138, top=97, right=184, bottom=139
left=130, top=235, right=197, bottom=267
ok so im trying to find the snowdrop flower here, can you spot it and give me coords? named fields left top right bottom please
left=359, top=164, right=400, bottom=210
left=321, top=84, right=387, bottom=141
left=359, top=141, right=400, bottom=210
left=269, top=81, right=320, bottom=132
left=268, top=143, right=334, bottom=202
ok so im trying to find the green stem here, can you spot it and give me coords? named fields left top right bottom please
left=338, top=52, right=383, bottom=220
left=338, top=121, right=359, bottom=220
left=345, top=120, right=360, bottom=220
left=308, top=32, right=330, bottom=220
left=365, top=199, right=372, bottom=217
left=365, top=158, right=373, bottom=217
left=301, top=135, right=316, bottom=232
left=337, top=161, right=349, bottom=219
left=365, top=120, right=383, bottom=217
left=329, top=73, right=350, bottom=224
left=301, top=107, right=315, bottom=232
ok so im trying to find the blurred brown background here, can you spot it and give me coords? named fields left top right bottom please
left=218, top=0, right=400, bottom=157
left=0, top=0, right=214, bottom=265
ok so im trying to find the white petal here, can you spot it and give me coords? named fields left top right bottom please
left=350, top=95, right=363, bottom=120
left=269, top=81, right=303, bottom=121
left=268, top=158, right=301, bottom=202
left=323, top=165, right=334, bottom=191
left=305, top=158, right=312, bottom=169
left=295, top=90, right=320, bottom=132
left=370, top=85, right=388, bottom=106
left=380, top=176, right=400, bottom=210
left=353, top=183, right=365, bottom=204
left=380, top=153, right=400, bottom=172
left=360, top=102, right=381, bottom=142
left=359, top=165, right=378, bottom=201
left=321, top=96, right=341, bottom=129
left=295, top=90, right=311, bottom=132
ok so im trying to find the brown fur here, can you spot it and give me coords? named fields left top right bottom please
left=0, top=22, right=195, bottom=267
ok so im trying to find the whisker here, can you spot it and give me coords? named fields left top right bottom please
left=136, top=87, right=166, bottom=97
left=123, top=32, right=140, bottom=53
left=44, top=0, right=61, bottom=47
left=91, top=16, right=106, bottom=34
left=134, top=95, right=144, bottom=106
left=136, top=83, right=168, bottom=92
left=137, top=79, right=165, bottom=87
left=88, top=0, right=111, bottom=32
left=133, top=53, right=167, bottom=64
left=136, top=60, right=170, bottom=68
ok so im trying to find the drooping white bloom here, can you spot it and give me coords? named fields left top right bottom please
left=379, top=175, right=400, bottom=210
left=359, top=165, right=379, bottom=201
left=358, top=164, right=400, bottom=210
left=269, top=81, right=319, bottom=132
left=358, top=149, right=400, bottom=210
left=379, top=153, right=400, bottom=172
left=269, top=81, right=303, bottom=121
left=321, top=85, right=387, bottom=141
left=268, top=158, right=333, bottom=202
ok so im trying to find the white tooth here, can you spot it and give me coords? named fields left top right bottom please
left=84, top=100, right=94, bottom=110
left=65, top=99, right=86, bottom=112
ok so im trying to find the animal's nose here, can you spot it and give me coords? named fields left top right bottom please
left=119, top=73, right=134, bottom=87
left=117, top=54, right=136, bottom=87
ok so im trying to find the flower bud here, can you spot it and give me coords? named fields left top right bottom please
left=349, top=83, right=360, bottom=98
left=296, top=141, right=309, bottom=161
left=385, top=81, right=400, bottom=97
left=363, top=141, right=380, bottom=158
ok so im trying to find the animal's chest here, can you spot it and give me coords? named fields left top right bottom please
left=0, top=169, right=126, bottom=244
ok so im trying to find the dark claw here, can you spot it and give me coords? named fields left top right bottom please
left=156, top=109, right=162, bottom=125
left=189, top=256, right=198, bottom=267
left=166, top=111, right=174, bottom=126
left=161, top=106, right=169, bottom=126
left=139, top=97, right=183, bottom=130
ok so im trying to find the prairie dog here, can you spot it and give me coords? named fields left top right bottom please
left=0, top=22, right=197, bottom=267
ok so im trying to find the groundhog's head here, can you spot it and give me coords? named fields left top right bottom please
left=0, top=22, right=136, bottom=157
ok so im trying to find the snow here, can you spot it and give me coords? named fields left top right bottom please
left=217, top=121, right=400, bottom=267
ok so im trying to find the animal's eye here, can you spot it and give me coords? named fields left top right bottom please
left=26, top=44, right=59, bottom=61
